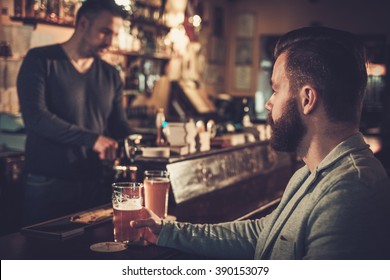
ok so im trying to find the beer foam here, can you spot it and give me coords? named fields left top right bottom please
left=145, top=178, right=170, bottom=184
left=113, top=198, right=142, bottom=211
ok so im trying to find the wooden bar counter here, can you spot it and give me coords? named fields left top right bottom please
left=0, top=141, right=294, bottom=260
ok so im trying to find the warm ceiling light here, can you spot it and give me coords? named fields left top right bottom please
left=191, top=15, right=202, bottom=27
left=366, top=63, right=386, bottom=76
left=115, top=0, right=133, bottom=11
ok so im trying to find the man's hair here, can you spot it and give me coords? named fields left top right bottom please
left=274, top=27, right=367, bottom=124
left=76, top=0, right=128, bottom=25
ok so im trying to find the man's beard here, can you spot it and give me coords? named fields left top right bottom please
left=267, top=98, right=307, bottom=153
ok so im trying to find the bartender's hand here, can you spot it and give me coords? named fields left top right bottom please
left=130, top=208, right=163, bottom=245
left=92, top=135, right=118, bottom=160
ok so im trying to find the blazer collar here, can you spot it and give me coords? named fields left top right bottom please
left=316, top=132, right=369, bottom=173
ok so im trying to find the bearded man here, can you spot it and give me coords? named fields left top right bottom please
left=131, top=26, right=390, bottom=260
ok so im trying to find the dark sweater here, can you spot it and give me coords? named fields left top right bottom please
left=17, top=44, right=131, bottom=180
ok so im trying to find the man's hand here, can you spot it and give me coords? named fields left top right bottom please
left=92, top=135, right=118, bottom=160
left=130, top=208, right=163, bottom=245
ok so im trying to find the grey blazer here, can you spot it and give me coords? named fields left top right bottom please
left=158, top=133, right=390, bottom=259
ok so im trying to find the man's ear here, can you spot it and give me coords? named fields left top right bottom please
left=300, top=86, right=318, bottom=115
left=77, top=16, right=89, bottom=31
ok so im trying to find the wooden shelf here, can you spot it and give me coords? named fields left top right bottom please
left=129, top=17, right=170, bottom=33
left=109, top=49, right=171, bottom=60
left=123, top=89, right=142, bottom=96
left=0, top=57, right=24, bottom=62
left=10, top=16, right=74, bottom=28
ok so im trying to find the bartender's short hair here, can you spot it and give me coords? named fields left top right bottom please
left=274, top=27, right=367, bottom=124
left=76, top=0, right=128, bottom=25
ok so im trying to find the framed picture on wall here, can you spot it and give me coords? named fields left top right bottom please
left=235, top=39, right=253, bottom=65
left=234, top=66, right=252, bottom=90
left=204, top=64, right=225, bottom=89
left=234, top=13, right=255, bottom=91
left=236, top=13, right=255, bottom=38
left=209, top=37, right=226, bottom=64
left=213, top=6, right=225, bottom=38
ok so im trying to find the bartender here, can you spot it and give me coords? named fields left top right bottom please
left=17, top=0, right=131, bottom=226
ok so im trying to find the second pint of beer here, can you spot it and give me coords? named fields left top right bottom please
left=144, top=170, right=170, bottom=218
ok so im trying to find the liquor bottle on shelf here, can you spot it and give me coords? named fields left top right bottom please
left=242, top=98, right=252, bottom=127
left=46, top=0, right=60, bottom=22
left=14, top=0, right=26, bottom=17
left=14, top=0, right=81, bottom=26
left=125, top=65, right=145, bottom=93
left=155, top=108, right=166, bottom=146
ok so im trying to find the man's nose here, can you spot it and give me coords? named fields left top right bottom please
left=265, top=98, right=272, bottom=111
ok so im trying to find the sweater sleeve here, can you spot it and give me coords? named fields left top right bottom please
left=17, top=48, right=99, bottom=148
left=157, top=218, right=268, bottom=259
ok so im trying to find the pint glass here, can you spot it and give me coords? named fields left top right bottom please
left=112, top=182, right=144, bottom=244
left=144, top=170, right=170, bottom=218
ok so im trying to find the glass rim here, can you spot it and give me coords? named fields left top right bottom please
left=144, top=169, right=170, bottom=175
left=113, top=165, right=138, bottom=171
left=144, top=170, right=170, bottom=177
left=112, top=182, right=143, bottom=188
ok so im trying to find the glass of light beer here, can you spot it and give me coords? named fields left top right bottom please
left=112, top=182, right=145, bottom=245
left=144, top=170, right=170, bottom=218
